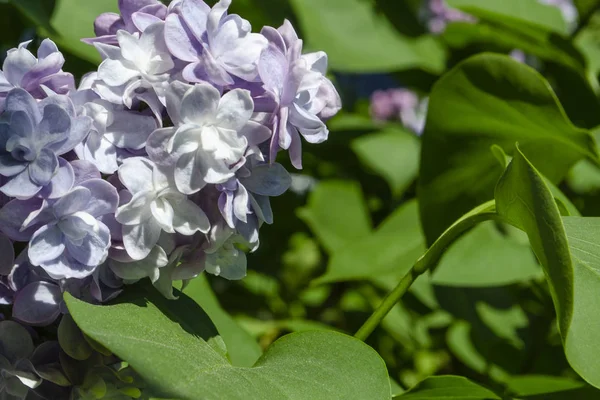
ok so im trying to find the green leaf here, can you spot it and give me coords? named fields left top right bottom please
left=351, top=127, right=420, bottom=198
left=183, top=275, right=263, bottom=367
left=506, top=375, right=600, bottom=399
left=9, top=0, right=57, bottom=34
left=288, top=0, right=446, bottom=73
left=419, top=53, right=597, bottom=244
left=47, top=0, right=119, bottom=64
left=394, top=375, right=500, bottom=399
left=447, top=0, right=569, bottom=34
left=315, top=200, right=425, bottom=284
left=495, top=147, right=600, bottom=388
left=431, top=221, right=541, bottom=287
left=298, top=180, right=371, bottom=254
left=66, top=285, right=392, bottom=400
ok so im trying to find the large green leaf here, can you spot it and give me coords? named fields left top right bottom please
left=8, top=0, right=57, bottom=34
left=288, top=0, right=446, bottom=73
left=66, top=286, right=391, bottom=400
left=394, top=375, right=500, bottom=399
left=447, top=0, right=569, bottom=34
left=431, top=222, right=541, bottom=286
left=298, top=180, right=371, bottom=254
left=351, top=127, right=421, bottom=198
left=183, top=275, right=262, bottom=367
left=506, top=375, right=600, bottom=399
left=419, top=53, right=598, bottom=244
left=48, top=0, right=118, bottom=63
left=315, top=200, right=425, bottom=285
left=495, top=147, right=600, bottom=388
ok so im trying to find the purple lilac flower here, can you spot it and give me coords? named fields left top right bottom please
left=422, top=0, right=476, bottom=34
left=0, top=39, right=75, bottom=111
left=84, top=0, right=168, bottom=46
left=0, top=89, right=92, bottom=199
left=0, top=0, right=341, bottom=321
left=258, top=20, right=342, bottom=168
left=370, top=88, right=428, bottom=135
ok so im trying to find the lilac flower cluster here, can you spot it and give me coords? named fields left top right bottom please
left=0, top=0, right=341, bottom=326
left=370, top=89, right=428, bottom=135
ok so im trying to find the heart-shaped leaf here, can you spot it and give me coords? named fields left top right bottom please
left=419, top=53, right=598, bottom=245
left=65, top=285, right=391, bottom=400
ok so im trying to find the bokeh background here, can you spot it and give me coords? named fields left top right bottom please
left=4, top=0, right=600, bottom=396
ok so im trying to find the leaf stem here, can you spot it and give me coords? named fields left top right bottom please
left=354, top=201, right=499, bottom=341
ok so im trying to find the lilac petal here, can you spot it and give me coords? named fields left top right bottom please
left=3, top=44, right=36, bottom=87
left=103, top=111, right=156, bottom=151
left=278, top=19, right=300, bottom=50
left=122, top=219, right=162, bottom=260
left=29, top=224, right=65, bottom=266
left=8, top=109, right=34, bottom=139
left=219, top=191, right=234, bottom=228
left=28, top=148, right=58, bottom=186
left=71, top=160, right=101, bottom=185
left=172, top=198, right=210, bottom=235
left=93, top=12, right=122, bottom=36
left=174, top=151, right=208, bottom=194
left=40, top=72, right=75, bottom=96
left=35, top=104, right=71, bottom=148
left=216, top=89, right=254, bottom=131
left=180, top=83, right=220, bottom=125
left=146, top=127, right=177, bottom=165
left=81, top=134, right=118, bottom=174
left=132, top=12, right=162, bottom=32
left=115, top=191, right=153, bottom=225
left=119, top=0, right=158, bottom=25
left=289, top=102, right=328, bottom=144
left=258, top=43, right=288, bottom=97
left=13, top=282, right=61, bottom=326
left=118, top=157, right=153, bottom=194
left=237, top=213, right=259, bottom=251
left=51, top=116, right=93, bottom=155
left=249, top=193, right=273, bottom=224
left=0, top=234, right=14, bottom=275
left=260, top=26, right=286, bottom=53
left=65, top=217, right=110, bottom=267
left=316, top=78, right=342, bottom=120
left=38, top=157, right=74, bottom=199
left=0, top=155, right=27, bottom=177
left=77, top=179, right=119, bottom=217
left=0, top=197, right=45, bottom=241
left=109, top=245, right=168, bottom=282
left=288, top=124, right=303, bottom=169
left=4, top=89, right=41, bottom=124
left=233, top=183, right=249, bottom=222
left=52, top=187, right=92, bottom=218
left=1, top=169, right=42, bottom=199
left=205, top=245, right=247, bottom=280
left=240, top=120, right=271, bottom=146
left=41, top=252, right=97, bottom=280
left=150, top=198, right=174, bottom=233
left=181, top=0, right=210, bottom=42
left=22, top=53, right=65, bottom=93
left=240, top=163, right=292, bottom=196
left=164, top=14, right=201, bottom=63
left=9, top=250, right=37, bottom=291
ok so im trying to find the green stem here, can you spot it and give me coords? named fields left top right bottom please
left=355, top=201, right=499, bottom=341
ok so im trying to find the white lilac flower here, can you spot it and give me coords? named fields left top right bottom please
left=146, top=81, right=270, bottom=194
left=0, top=39, right=75, bottom=111
left=93, top=22, right=175, bottom=122
left=164, top=0, right=267, bottom=86
left=115, top=157, right=210, bottom=260
left=73, top=73, right=158, bottom=174
left=258, top=20, right=341, bottom=168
